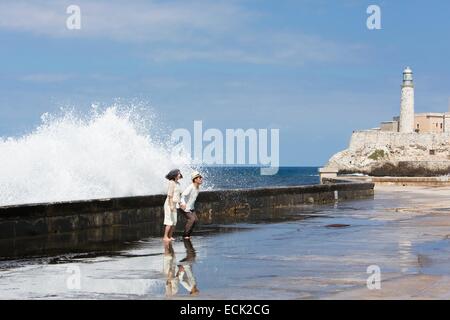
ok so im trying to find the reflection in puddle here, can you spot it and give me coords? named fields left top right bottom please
left=164, top=240, right=199, bottom=297
left=2, top=189, right=450, bottom=299
left=398, top=240, right=413, bottom=273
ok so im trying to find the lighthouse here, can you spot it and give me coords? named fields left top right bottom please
left=399, top=67, right=415, bottom=133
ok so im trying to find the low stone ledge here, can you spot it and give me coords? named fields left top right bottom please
left=0, top=183, right=374, bottom=241
left=338, top=175, right=450, bottom=186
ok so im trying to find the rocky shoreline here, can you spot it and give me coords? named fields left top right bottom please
left=325, top=131, right=450, bottom=176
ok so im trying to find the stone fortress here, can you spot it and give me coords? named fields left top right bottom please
left=323, top=67, right=450, bottom=176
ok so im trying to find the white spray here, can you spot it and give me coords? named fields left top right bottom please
left=0, top=104, right=196, bottom=206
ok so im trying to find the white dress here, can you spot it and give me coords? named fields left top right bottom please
left=163, top=250, right=179, bottom=296
left=164, top=180, right=181, bottom=226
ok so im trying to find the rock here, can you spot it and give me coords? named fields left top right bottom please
left=325, top=131, right=450, bottom=176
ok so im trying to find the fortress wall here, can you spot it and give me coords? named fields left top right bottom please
left=349, top=131, right=450, bottom=151
left=445, top=114, right=450, bottom=132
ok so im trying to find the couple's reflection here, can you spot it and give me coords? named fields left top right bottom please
left=163, top=239, right=199, bottom=296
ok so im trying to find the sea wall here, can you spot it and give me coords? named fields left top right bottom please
left=338, top=175, right=450, bottom=187
left=0, top=183, right=374, bottom=241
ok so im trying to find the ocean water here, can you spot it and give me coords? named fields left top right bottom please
left=199, top=166, right=319, bottom=190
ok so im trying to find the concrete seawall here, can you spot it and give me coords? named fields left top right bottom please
left=337, top=175, right=450, bottom=187
left=0, top=183, right=374, bottom=243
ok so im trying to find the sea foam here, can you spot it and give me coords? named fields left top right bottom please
left=0, top=104, right=194, bottom=206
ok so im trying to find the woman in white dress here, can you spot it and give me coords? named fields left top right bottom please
left=163, top=169, right=183, bottom=242
left=163, top=241, right=179, bottom=296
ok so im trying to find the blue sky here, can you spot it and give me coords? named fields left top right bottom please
left=1, top=0, right=450, bottom=166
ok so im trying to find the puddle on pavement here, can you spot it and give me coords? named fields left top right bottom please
left=1, top=190, right=450, bottom=299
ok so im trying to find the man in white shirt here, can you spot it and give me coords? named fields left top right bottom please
left=178, top=171, right=202, bottom=239
left=177, top=239, right=199, bottom=295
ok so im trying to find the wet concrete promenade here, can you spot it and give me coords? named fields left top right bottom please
left=1, top=186, right=450, bottom=299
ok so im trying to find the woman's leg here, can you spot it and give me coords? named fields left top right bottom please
left=169, top=209, right=177, bottom=240
left=163, top=225, right=171, bottom=241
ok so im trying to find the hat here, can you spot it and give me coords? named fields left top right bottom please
left=191, top=171, right=202, bottom=181
left=165, top=169, right=183, bottom=181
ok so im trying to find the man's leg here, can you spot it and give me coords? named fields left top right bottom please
left=168, top=226, right=175, bottom=239
left=182, top=238, right=196, bottom=262
left=178, top=209, right=191, bottom=238
left=183, top=211, right=198, bottom=238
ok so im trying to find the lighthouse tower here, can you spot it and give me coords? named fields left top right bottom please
left=399, top=67, right=415, bottom=133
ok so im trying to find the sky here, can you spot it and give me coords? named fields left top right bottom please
left=1, top=0, right=450, bottom=166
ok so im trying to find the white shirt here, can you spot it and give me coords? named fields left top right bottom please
left=180, top=183, right=199, bottom=212
left=177, top=265, right=196, bottom=293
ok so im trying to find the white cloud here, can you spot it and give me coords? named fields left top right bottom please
left=0, top=1, right=67, bottom=36
left=0, top=0, right=365, bottom=65
left=0, top=0, right=248, bottom=41
left=146, top=32, right=365, bottom=65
